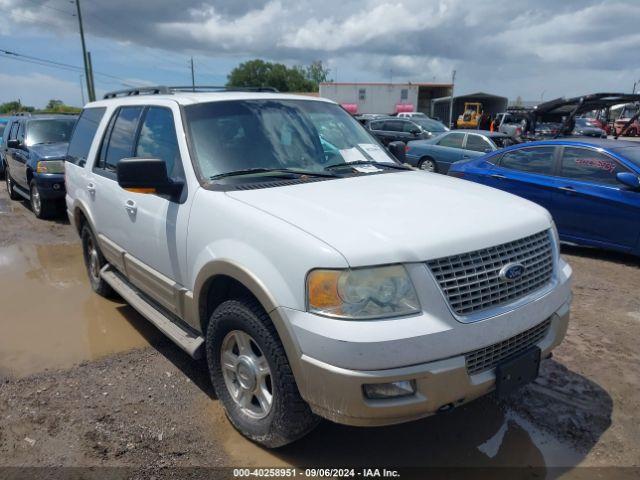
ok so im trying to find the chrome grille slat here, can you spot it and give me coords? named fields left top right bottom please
left=465, top=319, right=551, bottom=375
left=428, top=230, right=554, bottom=316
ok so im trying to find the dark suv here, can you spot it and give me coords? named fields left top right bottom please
left=3, top=114, right=77, bottom=218
left=365, top=117, right=448, bottom=145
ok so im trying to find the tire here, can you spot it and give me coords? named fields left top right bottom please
left=418, top=157, right=437, bottom=172
left=206, top=297, right=319, bottom=448
left=30, top=181, right=56, bottom=219
left=81, top=224, right=114, bottom=297
left=5, top=167, right=21, bottom=200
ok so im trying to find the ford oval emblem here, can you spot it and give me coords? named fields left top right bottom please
left=499, top=263, right=525, bottom=282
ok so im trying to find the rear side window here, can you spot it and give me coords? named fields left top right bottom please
left=67, top=107, right=106, bottom=166
left=437, top=132, right=465, bottom=148
left=101, top=107, right=143, bottom=172
left=499, top=146, right=555, bottom=174
left=384, top=121, right=403, bottom=132
left=560, top=147, right=624, bottom=185
left=465, top=134, right=493, bottom=152
left=135, top=107, right=182, bottom=179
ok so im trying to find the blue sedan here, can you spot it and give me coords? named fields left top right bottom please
left=448, top=139, right=640, bottom=256
left=405, top=130, right=514, bottom=173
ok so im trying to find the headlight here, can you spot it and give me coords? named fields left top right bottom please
left=550, top=220, right=560, bottom=257
left=306, top=265, right=420, bottom=319
left=36, top=160, right=65, bottom=174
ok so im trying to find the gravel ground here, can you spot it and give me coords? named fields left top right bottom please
left=0, top=181, right=639, bottom=478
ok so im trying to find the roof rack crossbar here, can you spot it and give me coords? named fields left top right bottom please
left=103, top=85, right=279, bottom=99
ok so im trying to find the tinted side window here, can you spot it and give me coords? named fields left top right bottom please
left=384, top=121, right=403, bottom=132
left=500, top=147, right=555, bottom=174
left=135, top=107, right=182, bottom=179
left=560, top=147, right=624, bottom=185
left=465, top=134, right=493, bottom=152
left=403, top=121, right=418, bottom=133
left=369, top=121, right=383, bottom=131
left=103, top=107, right=143, bottom=172
left=17, top=122, right=25, bottom=142
left=437, top=132, right=465, bottom=148
left=67, top=107, right=106, bottom=166
left=8, top=122, right=19, bottom=140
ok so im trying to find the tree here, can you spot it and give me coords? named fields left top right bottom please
left=227, top=59, right=327, bottom=92
left=306, top=60, right=331, bottom=87
left=41, top=100, right=80, bottom=114
left=46, top=99, right=64, bottom=110
left=0, top=100, right=34, bottom=114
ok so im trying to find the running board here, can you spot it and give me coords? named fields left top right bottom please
left=100, top=266, right=204, bottom=359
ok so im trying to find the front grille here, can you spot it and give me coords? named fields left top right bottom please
left=465, top=318, right=551, bottom=375
left=427, top=230, right=554, bottom=316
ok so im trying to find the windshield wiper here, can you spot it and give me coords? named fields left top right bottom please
left=325, top=161, right=412, bottom=171
left=209, top=167, right=339, bottom=180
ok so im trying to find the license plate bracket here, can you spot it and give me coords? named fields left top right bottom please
left=495, top=347, right=541, bottom=398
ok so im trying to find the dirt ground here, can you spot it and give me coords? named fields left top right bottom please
left=0, top=181, right=639, bottom=478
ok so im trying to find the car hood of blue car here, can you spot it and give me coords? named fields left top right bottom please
left=28, top=142, right=69, bottom=160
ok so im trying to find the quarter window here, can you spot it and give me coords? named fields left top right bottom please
left=437, top=132, right=465, bottom=148
left=135, top=107, right=181, bottom=178
left=560, top=147, right=624, bottom=185
left=465, top=134, right=493, bottom=152
left=499, top=146, right=555, bottom=174
left=101, top=106, right=143, bottom=172
left=67, top=107, right=106, bottom=166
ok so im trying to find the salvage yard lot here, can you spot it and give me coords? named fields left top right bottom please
left=0, top=181, right=639, bottom=476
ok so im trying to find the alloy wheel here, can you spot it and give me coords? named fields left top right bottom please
left=420, top=159, right=436, bottom=172
left=30, top=184, right=41, bottom=216
left=220, top=330, right=273, bottom=419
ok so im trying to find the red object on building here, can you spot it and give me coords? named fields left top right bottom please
left=341, top=103, right=358, bottom=114
left=395, top=104, right=415, bottom=113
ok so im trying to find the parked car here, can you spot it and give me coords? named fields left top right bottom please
left=66, top=86, right=572, bottom=448
left=448, top=139, right=640, bottom=256
left=0, top=117, right=8, bottom=178
left=366, top=117, right=446, bottom=145
left=3, top=114, right=77, bottom=218
left=405, top=130, right=514, bottom=172
left=396, top=112, right=427, bottom=118
left=494, top=111, right=528, bottom=139
left=573, top=118, right=607, bottom=138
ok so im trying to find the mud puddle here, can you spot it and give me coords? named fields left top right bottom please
left=0, top=242, right=163, bottom=377
left=200, top=395, right=583, bottom=472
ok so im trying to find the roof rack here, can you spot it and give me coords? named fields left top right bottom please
left=103, top=85, right=279, bottom=99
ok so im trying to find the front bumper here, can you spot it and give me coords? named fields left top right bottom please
left=34, top=173, right=65, bottom=200
left=276, top=259, right=572, bottom=426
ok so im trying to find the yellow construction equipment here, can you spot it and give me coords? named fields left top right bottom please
left=457, top=102, right=483, bottom=129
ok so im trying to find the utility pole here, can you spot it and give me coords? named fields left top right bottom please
left=79, top=74, right=85, bottom=105
left=87, top=51, right=96, bottom=101
left=74, top=0, right=95, bottom=101
left=190, top=57, right=195, bottom=91
left=448, top=70, right=456, bottom=129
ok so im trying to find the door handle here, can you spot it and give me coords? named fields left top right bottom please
left=490, top=174, right=506, bottom=180
left=124, top=199, right=137, bottom=215
left=558, top=186, right=575, bottom=193
left=87, top=182, right=96, bottom=194
left=462, top=155, right=471, bottom=159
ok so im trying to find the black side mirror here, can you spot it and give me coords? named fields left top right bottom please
left=616, top=172, right=640, bottom=190
left=387, top=141, right=406, bottom=163
left=117, top=158, right=183, bottom=197
left=7, top=139, right=20, bottom=149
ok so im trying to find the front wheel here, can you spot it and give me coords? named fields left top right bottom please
left=30, top=181, right=56, bottom=219
left=206, top=298, right=319, bottom=448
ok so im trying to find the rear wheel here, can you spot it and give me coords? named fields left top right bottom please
left=206, top=298, right=319, bottom=448
left=81, top=224, right=114, bottom=297
left=5, top=167, right=20, bottom=200
left=418, top=157, right=437, bottom=172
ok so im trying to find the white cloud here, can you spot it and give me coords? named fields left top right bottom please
left=0, top=73, right=83, bottom=108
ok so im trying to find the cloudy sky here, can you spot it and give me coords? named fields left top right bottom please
left=1, top=0, right=639, bottom=107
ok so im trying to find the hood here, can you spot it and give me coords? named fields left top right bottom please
left=226, top=171, right=552, bottom=267
left=28, top=142, right=69, bottom=160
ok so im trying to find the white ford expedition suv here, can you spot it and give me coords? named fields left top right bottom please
left=65, top=86, right=572, bottom=447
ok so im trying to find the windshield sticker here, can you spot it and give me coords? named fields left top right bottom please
left=354, top=165, right=383, bottom=173
left=358, top=144, right=394, bottom=163
left=575, top=158, right=616, bottom=173
left=339, top=147, right=370, bottom=163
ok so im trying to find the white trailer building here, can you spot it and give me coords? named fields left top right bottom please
left=319, top=82, right=453, bottom=115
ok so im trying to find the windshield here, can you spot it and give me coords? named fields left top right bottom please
left=184, top=99, right=396, bottom=179
left=411, top=118, right=447, bottom=132
left=26, top=119, right=76, bottom=146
